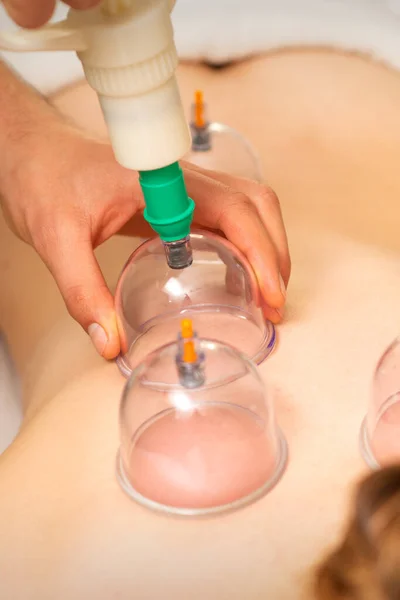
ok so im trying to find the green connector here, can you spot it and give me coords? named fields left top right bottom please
left=139, top=162, right=195, bottom=242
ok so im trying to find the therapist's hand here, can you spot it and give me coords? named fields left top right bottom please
left=0, top=121, right=290, bottom=359
left=2, top=0, right=101, bottom=28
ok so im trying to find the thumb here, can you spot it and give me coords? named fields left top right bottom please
left=38, top=232, right=120, bottom=360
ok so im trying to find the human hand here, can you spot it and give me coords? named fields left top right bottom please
left=2, top=0, right=101, bottom=28
left=0, top=121, right=290, bottom=360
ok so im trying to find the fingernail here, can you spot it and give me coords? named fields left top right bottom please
left=88, top=323, right=108, bottom=356
left=279, top=274, right=286, bottom=299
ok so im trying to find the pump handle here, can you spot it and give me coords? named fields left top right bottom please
left=0, top=0, right=176, bottom=53
left=0, top=21, right=86, bottom=52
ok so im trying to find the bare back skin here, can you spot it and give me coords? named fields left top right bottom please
left=2, top=50, right=400, bottom=599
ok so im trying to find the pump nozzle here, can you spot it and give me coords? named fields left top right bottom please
left=139, top=162, right=194, bottom=269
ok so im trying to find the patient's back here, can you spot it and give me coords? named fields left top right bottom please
left=3, top=49, right=400, bottom=599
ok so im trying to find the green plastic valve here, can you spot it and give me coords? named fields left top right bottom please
left=139, top=162, right=195, bottom=242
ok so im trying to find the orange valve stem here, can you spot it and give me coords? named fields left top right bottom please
left=181, top=318, right=194, bottom=339
left=180, top=318, right=197, bottom=363
left=177, top=317, right=205, bottom=387
left=183, top=340, right=197, bottom=364
left=194, top=90, right=205, bottom=128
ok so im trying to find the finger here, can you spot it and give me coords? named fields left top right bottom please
left=36, top=227, right=120, bottom=360
left=183, top=162, right=291, bottom=287
left=251, top=186, right=290, bottom=285
left=262, top=303, right=284, bottom=324
left=222, top=177, right=290, bottom=286
left=182, top=167, right=285, bottom=310
left=2, top=0, right=55, bottom=28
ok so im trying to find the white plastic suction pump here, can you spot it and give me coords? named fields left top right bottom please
left=0, top=0, right=190, bottom=171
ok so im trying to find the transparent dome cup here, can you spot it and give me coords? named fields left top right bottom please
left=116, top=338, right=288, bottom=516
left=185, top=122, right=263, bottom=182
left=115, top=230, right=276, bottom=377
left=360, top=337, right=400, bottom=468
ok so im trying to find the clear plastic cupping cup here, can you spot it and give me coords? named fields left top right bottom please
left=360, top=337, right=400, bottom=468
left=115, top=230, right=276, bottom=378
left=116, top=323, right=288, bottom=516
left=184, top=90, right=263, bottom=182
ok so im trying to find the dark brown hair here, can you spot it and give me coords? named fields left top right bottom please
left=315, top=466, right=400, bottom=600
